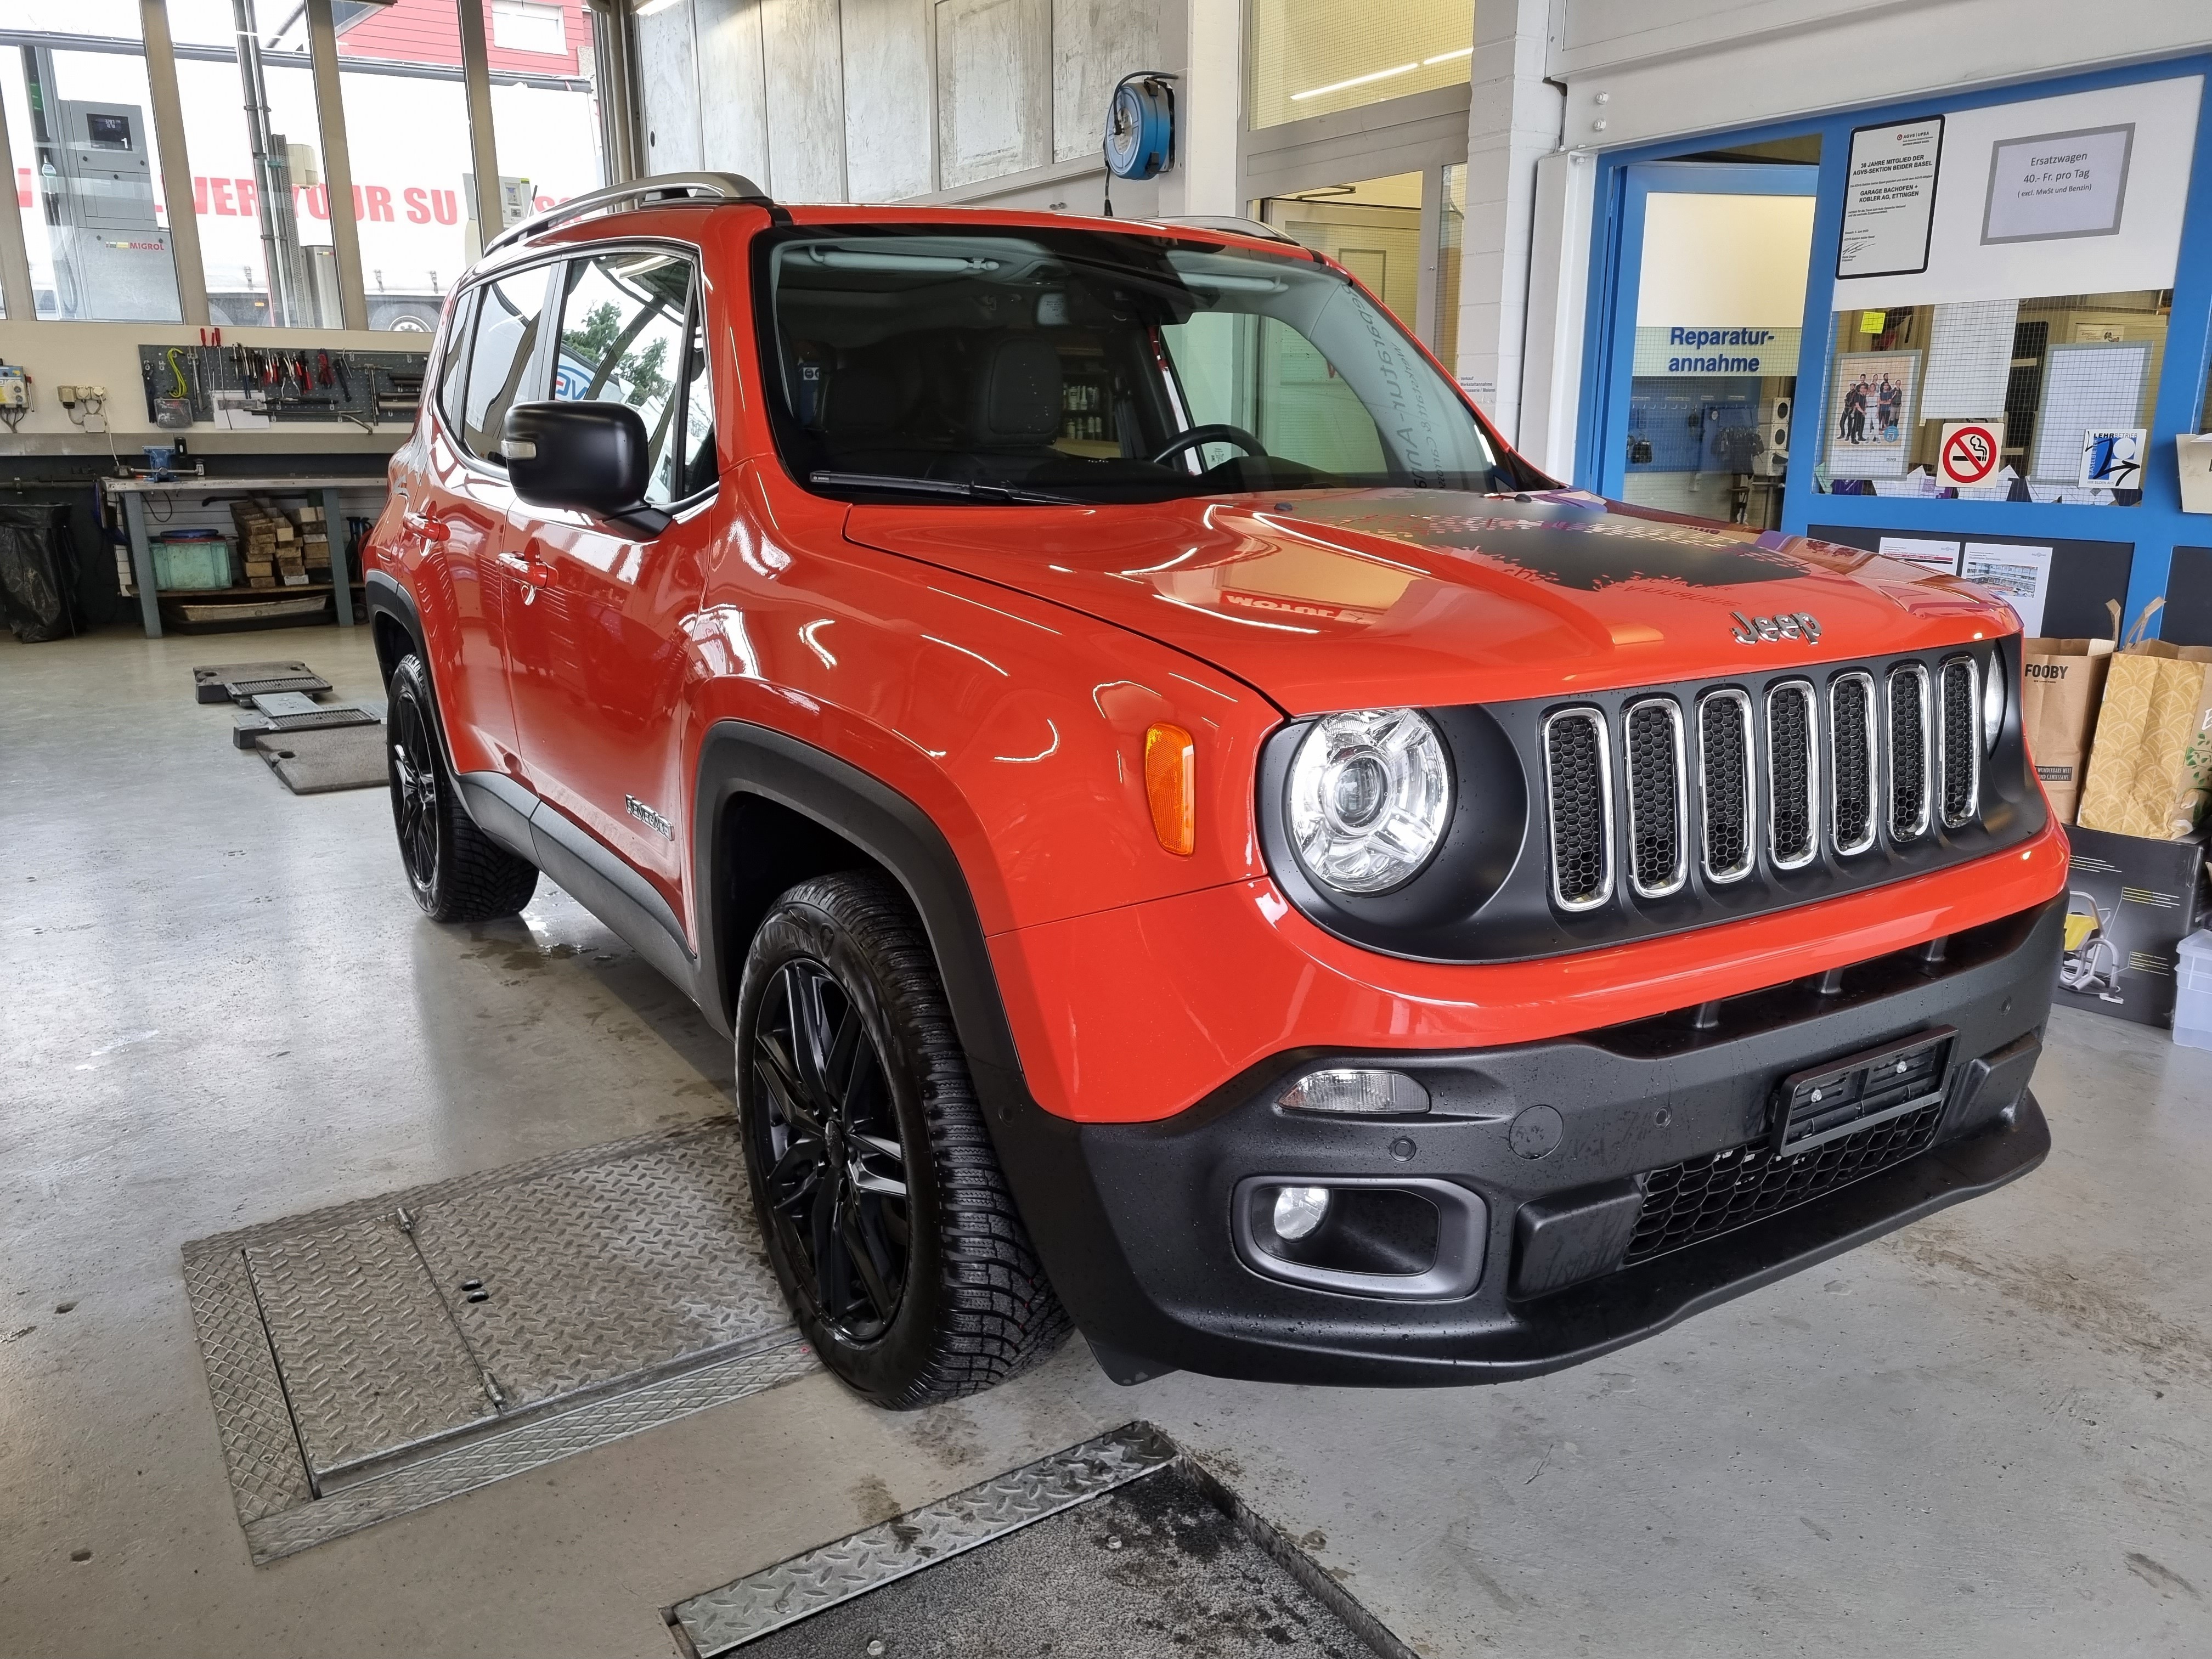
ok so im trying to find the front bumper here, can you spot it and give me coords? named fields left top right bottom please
left=989, top=894, right=2062, bottom=1386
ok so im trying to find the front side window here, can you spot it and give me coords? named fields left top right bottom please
left=461, top=266, right=555, bottom=460
left=554, top=250, right=698, bottom=505
left=760, top=227, right=1515, bottom=504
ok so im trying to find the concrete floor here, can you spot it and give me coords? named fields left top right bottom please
left=4, top=624, right=2210, bottom=1659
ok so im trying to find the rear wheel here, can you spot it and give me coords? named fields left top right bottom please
left=735, top=872, right=1068, bottom=1407
left=387, top=653, right=538, bottom=923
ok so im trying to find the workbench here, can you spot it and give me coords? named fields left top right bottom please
left=104, top=474, right=382, bottom=639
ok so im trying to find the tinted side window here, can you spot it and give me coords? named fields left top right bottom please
left=461, top=267, right=554, bottom=460
left=554, top=250, right=694, bottom=505
left=435, top=286, right=477, bottom=432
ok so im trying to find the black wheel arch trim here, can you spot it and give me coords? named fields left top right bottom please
left=691, top=720, right=1024, bottom=1086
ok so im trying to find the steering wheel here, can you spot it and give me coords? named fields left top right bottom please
left=1150, top=424, right=1266, bottom=467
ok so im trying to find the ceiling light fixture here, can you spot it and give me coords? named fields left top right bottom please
left=1290, top=61, right=1418, bottom=102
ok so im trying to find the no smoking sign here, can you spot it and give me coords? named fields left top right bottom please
left=1938, top=419, right=2006, bottom=487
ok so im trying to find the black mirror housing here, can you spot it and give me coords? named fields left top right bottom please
left=501, top=402, right=672, bottom=538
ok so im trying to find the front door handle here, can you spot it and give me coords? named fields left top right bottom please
left=499, top=549, right=555, bottom=603
left=403, top=508, right=448, bottom=544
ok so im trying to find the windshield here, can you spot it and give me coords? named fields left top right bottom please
left=758, top=225, right=1528, bottom=504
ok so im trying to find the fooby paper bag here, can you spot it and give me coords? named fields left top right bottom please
left=2023, top=599, right=2119, bottom=825
left=2076, top=600, right=2212, bottom=840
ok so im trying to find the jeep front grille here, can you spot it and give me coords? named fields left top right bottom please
left=1888, top=663, right=1931, bottom=841
left=1764, top=681, right=1818, bottom=870
left=1542, top=652, right=1994, bottom=913
left=1623, top=698, right=1686, bottom=899
left=1939, top=657, right=1980, bottom=827
left=1829, top=672, right=1876, bottom=856
left=1542, top=708, right=1612, bottom=911
left=1696, top=690, right=1755, bottom=884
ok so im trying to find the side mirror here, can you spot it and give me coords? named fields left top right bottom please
left=501, top=401, right=672, bottom=539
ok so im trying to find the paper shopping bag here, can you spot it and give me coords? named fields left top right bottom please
left=2076, top=600, right=2212, bottom=840
left=2022, top=599, right=2120, bottom=824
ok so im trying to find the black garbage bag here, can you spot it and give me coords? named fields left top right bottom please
left=0, top=502, right=84, bottom=642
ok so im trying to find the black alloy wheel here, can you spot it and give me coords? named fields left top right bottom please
left=391, top=686, right=443, bottom=900
left=749, top=957, right=912, bottom=1344
left=735, top=872, right=1069, bottom=1406
left=385, top=653, right=539, bottom=923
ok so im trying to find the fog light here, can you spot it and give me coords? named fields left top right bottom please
left=1271, top=1184, right=1331, bottom=1240
left=1277, top=1068, right=1429, bottom=1115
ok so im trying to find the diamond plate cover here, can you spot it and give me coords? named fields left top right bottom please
left=244, top=1214, right=496, bottom=1480
left=184, top=1124, right=812, bottom=1559
left=673, top=1423, right=1179, bottom=1655
left=411, top=1133, right=787, bottom=1412
left=181, top=1248, right=315, bottom=1524
left=241, top=1338, right=816, bottom=1562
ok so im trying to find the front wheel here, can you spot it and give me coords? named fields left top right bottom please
left=387, top=653, right=539, bottom=923
left=735, top=872, right=1069, bottom=1407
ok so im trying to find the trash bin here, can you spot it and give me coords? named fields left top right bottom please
left=0, top=502, right=85, bottom=643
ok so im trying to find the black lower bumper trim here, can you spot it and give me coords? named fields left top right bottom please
left=981, top=894, right=2063, bottom=1387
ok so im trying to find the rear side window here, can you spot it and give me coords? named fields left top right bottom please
left=554, top=250, right=702, bottom=505
left=435, top=286, right=477, bottom=432
left=461, top=266, right=555, bottom=461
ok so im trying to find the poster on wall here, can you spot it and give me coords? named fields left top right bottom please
left=1828, top=77, right=2199, bottom=312
left=1825, top=350, right=1922, bottom=478
left=1877, top=535, right=1962, bottom=574
left=1961, top=541, right=2055, bottom=634
left=1982, top=124, right=2134, bottom=245
left=1838, top=117, right=1944, bottom=278
left=2079, top=428, right=2149, bottom=490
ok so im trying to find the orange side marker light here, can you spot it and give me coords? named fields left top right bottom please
left=1143, top=723, right=1195, bottom=856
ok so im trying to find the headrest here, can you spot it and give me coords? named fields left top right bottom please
left=818, top=364, right=906, bottom=437
left=968, top=335, right=1062, bottom=445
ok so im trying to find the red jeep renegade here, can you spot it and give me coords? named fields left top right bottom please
left=366, top=174, right=2067, bottom=1408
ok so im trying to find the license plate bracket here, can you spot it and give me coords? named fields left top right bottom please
left=1771, top=1026, right=1956, bottom=1159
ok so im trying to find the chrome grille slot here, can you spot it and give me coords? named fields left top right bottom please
left=1622, top=698, right=1688, bottom=899
left=1696, top=690, right=1755, bottom=884
left=1764, top=681, right=1819, bottom=870
left=1543, top=708, right=1613, bottom=912
left=1938, top=656, right=1980, bottom=827
left=1828, top=672, right=1877, bottom=857
left=1887, top=663, right=1932, bottom=842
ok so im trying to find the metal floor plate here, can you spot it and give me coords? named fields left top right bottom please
left=184, top=1124, right=815, bottom=1561
left=670, top=1425, right=1416, bottom=1658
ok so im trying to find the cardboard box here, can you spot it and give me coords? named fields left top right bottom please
left=2055, top=825, right=2207, bottom=1027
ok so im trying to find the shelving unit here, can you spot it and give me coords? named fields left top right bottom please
left=103, top=475, right=386, bottom=639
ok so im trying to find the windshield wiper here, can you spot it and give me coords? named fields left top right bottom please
left=810, top=471, right=1081, bottom=505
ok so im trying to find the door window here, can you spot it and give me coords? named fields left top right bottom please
left=461, top=266, right=555, bottom=460
left=553, top=250, right=698, bottom=505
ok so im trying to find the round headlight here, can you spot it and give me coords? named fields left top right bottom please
left=1982, top=654, right=2005, bottom=753
left=1285, top=708, right=1452, bottom=894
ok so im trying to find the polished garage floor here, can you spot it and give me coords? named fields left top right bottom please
left=4, top=628, right=2210, bottom=1658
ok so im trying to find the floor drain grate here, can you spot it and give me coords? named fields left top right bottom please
left=183, top=1122, right=815, bottom=1561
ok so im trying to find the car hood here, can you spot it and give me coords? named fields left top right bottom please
left=842, top=488, right=2017, bottom=716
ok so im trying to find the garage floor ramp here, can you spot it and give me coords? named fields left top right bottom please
left=183, top=1123, right=815, bottom=1561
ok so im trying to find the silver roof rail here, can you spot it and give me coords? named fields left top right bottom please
left=483, top=172, right=778, bottom=256
left=1152, top=215, right=1300, bottom=245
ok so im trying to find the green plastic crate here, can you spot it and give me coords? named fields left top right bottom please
left=152, top=537, right=233, bottom=591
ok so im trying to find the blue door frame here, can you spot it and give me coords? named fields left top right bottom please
left=1582, top=162, right=1818, bottom=504
left=1576, top=56, right=2212, bottom=636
